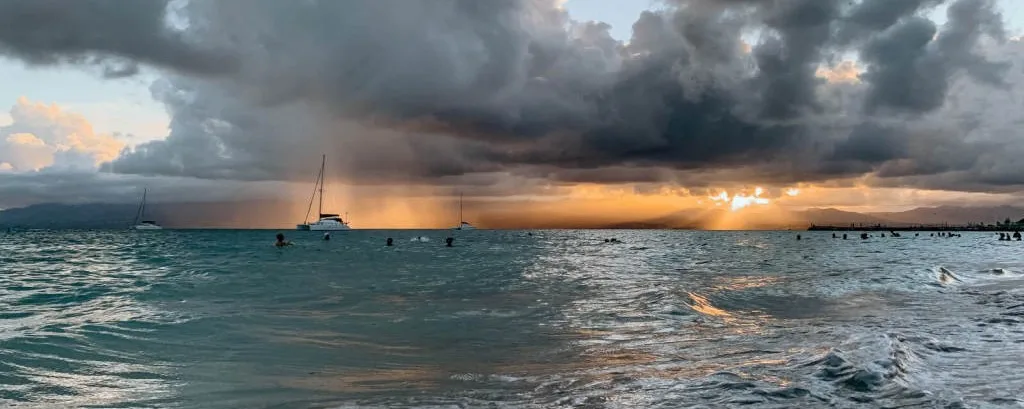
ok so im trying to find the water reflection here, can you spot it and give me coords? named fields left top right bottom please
left=686, top=292, right=732, bottom=318
left=0, top=231, right=184, bottom=406
left=3, top=230, right=1024, bottom=407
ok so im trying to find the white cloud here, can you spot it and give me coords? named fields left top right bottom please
left=0, top=97, right=126, bottom=172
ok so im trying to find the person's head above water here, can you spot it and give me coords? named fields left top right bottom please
left=275, top=233, right=292, bottom=247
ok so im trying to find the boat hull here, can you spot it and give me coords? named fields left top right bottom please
left=132, top=225, right=163, bottom=230
left=296, top=224, right=311, bottom=231
left=309, top=225, right=350, bottom=231
left=308, top=221, right=351, bottom=231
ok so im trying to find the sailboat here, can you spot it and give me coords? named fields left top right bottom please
left=296, top=155, right=351, bottom=231
left=131, top=188, right=162, bottom=230
left=452, top=193, right=475, bottom=230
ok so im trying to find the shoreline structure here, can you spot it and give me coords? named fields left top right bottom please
left=807, top=224, right=1021, bottom=232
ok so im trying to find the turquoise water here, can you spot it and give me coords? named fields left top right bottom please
left=2, top=230, right=1023, bottom=408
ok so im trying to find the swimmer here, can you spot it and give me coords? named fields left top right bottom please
left=323, top=232, right=331, bottom=241
left=386, top=237, right=393, bottom=246
left=275, top=233, right=292, bottom=247
left=796, top=234, right=801, bottom=241
left=843, top=234, right=847, bottom=240
left=445, top=237, right=454, bottom=247
left=1015, top=231, right=1022, bottom=241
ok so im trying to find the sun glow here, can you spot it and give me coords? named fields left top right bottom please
left=710, top=187, right=771, bottom=212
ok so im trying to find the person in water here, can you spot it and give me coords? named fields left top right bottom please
left=386, top=237, right=393, bottom=246
left=323, top=232, right=331, bottom=241
left=445, top=237, right=454, bottom=247
left=1014, top=231, right=1022, bottom=241
left=275, top=233, right=292, bottom=247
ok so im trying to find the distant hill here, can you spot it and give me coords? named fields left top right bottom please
left=600, top=205, right=1024, bottom=230
left=2, top=202, right=1023, bottom=230
left=800, top=208, right=896, bottom=227
left=867, top=206, right=1024, bottom=226
left=0, top=203, right=138, bottom=229
left=0, top=202, right=299, bottom=229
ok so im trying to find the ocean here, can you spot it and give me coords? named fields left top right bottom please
left=1, top=229, right=1023, bottom=408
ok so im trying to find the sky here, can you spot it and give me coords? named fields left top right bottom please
left=2, top=0, right=1024, bottom=228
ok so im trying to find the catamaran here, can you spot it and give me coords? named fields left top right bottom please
left=452, top=193, right=475, bottom=230
left=131, top=188, right=162, bottom=230
left=297, top=155, right=351, bottom=231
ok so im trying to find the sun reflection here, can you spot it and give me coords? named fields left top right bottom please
left=687, top=292, right=733, bottom=318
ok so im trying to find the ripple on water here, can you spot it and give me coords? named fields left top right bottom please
left=2, top=230, right=1024, bottom=408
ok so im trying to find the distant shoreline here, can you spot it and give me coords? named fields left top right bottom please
left=807, top=225, right=1019, bottom=232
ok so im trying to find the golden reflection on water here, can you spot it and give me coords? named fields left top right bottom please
left=685, top=290, right=775, bottom=337
left=531, top=289, right=787, bottom=391
left=687, top=292, right=733, bottom=318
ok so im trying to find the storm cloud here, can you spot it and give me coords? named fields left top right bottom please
left=0, top=0, right=235, bottom=76
left=2, top=0, right=1021, bottom=194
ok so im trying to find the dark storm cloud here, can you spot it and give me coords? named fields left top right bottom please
left=860, top=0, right=1007, bottom=113
left=2, top=0, right=1019, bottom=193
left=0, top=0, right=234, bottom=75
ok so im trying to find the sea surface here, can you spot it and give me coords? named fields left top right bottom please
left=1, top=229, right=1023, bottom=408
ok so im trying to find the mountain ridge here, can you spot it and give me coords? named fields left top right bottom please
left=2, top=202, right=1023, bottom=229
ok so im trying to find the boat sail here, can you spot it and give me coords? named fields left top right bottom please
left=297, top=155, right=351, bottom=231
left=453, top=193, right=475, bottom=230
left=132, top=188, right=162, bottom=230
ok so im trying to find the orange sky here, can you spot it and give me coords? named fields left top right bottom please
left=256, top=182, right=1023, bottom=229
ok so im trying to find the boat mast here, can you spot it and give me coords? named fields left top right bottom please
left=459, top=192, right=463, bottom=224
left=302, top=160, right=323, bottom=224
left=134, top=188, right=146, bottom=225
left=319, top=154, right=325, bottom=218
left=140, top=188, right=147, bottom=222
